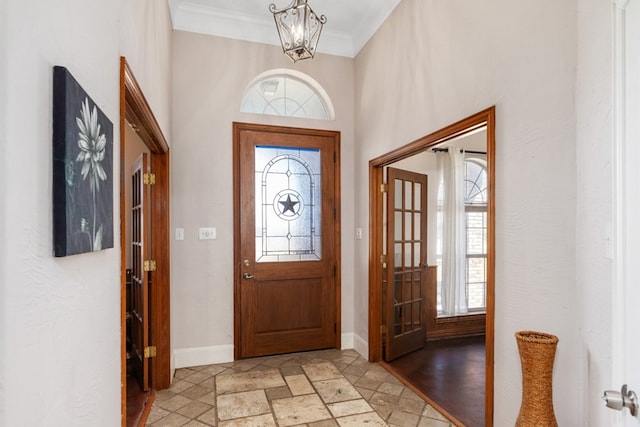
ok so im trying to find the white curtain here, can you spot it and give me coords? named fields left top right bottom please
left=437, top=148, right=468, bottom=315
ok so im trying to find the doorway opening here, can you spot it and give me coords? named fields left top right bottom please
left=119, top=57, right=171, bottom=426
left=368, top=107, right=495, bottom=426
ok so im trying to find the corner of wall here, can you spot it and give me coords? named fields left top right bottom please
left=341, top=332, right=369, bottom=360
left=173, top=345, right=235, bottom=369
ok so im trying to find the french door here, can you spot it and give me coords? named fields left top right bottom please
left=233, top=123, right=341, bottom=359
left=130, top=153, right=150, bottom=390
left=384, top=167, right=428, bottom=361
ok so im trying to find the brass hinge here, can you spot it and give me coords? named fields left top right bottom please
left=144, top=346, right=157, bottom=358
left=143, top=260, right=157, bottom=272
left=380, top=325, right=385, bottom=334
left=380, top=254, right=387, bottom=264
left=380, top=183, right=388, bottom=193
left=143, top=173, right=156, bottom=185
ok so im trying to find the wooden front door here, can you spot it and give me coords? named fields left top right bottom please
left=234, top=123, right=340, bottom=359
left=384, top=167, right=428, bottom=361
left=130, top=153, right=150, bottom=390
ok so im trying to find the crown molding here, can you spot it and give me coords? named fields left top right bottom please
left=169, top=0, right=401, bottom=58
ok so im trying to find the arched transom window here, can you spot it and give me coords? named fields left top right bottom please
left=241, top=69, right=334, bottom=120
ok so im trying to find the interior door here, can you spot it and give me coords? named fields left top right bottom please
left=613, top=0, right=640, bottom=424
left=384, top=167, right=428, bottom=361
left=130, top=153, right=150, bottom=390
left=624, top=2, right=640, bottom=423
left=235, top=123, right=340, bottom=359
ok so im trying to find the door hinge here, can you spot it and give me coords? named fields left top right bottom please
left=380, top=325, right=385, bottom=334
left=144, top=346, right=157, bottom=358
left=334, top=323, right=337, bottom=333
left=143, top=173, right=156, bottom=185
left=380, top=183, right=388, bottom=193
left=143, top=260, right=157, bottom=272
left=380, top=254, right=387, bottom=264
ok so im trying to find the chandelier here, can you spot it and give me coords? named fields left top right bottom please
left=269, top=0, right=327, bottom=62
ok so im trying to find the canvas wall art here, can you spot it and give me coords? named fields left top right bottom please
left=53, top=66, right=113, bottom=257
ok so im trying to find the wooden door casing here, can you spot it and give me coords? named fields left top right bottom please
left=233, top=123, right=341, bottom=359
left=368, top=107, right=496, bottom=426
left=120, top=57, right=171, bottom=425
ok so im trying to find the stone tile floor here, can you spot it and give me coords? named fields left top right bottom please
left=146, top=349, right=453, bottom=427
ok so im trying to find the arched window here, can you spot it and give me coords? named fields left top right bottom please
left=436, top=155, right=488, bottom=313
left=463, top=158, right=488, bottom=312
left=241, top=69, right=334, bottom=120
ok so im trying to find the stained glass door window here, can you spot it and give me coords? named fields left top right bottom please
left=255, top=145, right=321, bottom=262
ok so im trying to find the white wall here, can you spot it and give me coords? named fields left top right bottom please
left=0, top=0, right=7, bottom=422
left=576, top=0, right=615, bottom=425
left=170, top=32, right=357, bottom=366
left=354, top=0, right=580, bottom=424
left=0, top=1, right=172, bottom=425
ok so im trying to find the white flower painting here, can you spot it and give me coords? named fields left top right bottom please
left=53, top=66, right=113, bottom=257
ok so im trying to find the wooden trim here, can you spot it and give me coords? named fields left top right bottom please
left=333, top=134, right=342, bottom=350
left=122, top=61, right=169, bottom=154
left=232, top=122, right=342, bottom=359
left=368, top=106, right=495, bottom=427
left=119, top=56, right=127, bottom=427
left=137, top=389, right=156, bottom=427
left=367, top=165, right=384, bottom=362
left=150, top=152, right=171, bottom=389
left=120, top=57, right=171, bottom=425
left=232, top=123, right=242, bottom=360
left=485, top=106, right=496, bottom=427
left=425, top=266, right=486, bottom=340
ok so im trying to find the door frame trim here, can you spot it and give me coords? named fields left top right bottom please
left=232, top=122, right=342, bottom=360
left=120, top=57, right=171, bottom=426
left=367, top=107, right=495, bottom=426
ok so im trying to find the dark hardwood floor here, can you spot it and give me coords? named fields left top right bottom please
left=382, top=335, right=486, bottom=427
left=126, top=372, right=154, bottom=426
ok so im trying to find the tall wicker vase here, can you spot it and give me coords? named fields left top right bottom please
left=515, top=331, right=559, bottom=427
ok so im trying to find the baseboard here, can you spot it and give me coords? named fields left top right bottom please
left=341, top=332, right=368, bottom=359
left=173, top=345, right=234, bottom=369
left=173, top=335, right=369, bottom=369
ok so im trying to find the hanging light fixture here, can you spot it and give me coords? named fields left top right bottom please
left=269, top=0, right=327, bottom=62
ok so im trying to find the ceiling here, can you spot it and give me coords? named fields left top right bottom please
left=168, top=0, right=402, bottom=58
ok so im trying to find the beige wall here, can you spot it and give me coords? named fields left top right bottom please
left=575, top=0, right=615, bottom=424
left=170, top=31, right=356, bottom=365
left=0, top=1, right=172, bottom=424
left=354, top=0, right=579, bottom=424
left=0, top=0, right=618, bottom=423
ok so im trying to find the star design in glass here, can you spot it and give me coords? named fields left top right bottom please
left=279, top=194, right=299, bottom=215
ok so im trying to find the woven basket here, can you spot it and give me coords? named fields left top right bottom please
left=515, top=331, right=559, bottom=427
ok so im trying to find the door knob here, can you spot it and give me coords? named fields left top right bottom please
left=243, top=272, right=255, bottom=280
left=603, top=384, right=638, bottom=416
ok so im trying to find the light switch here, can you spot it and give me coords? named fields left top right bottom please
left=199, top=227, right=216, bottom=240
left=175, top=227, right=184, bottom=241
